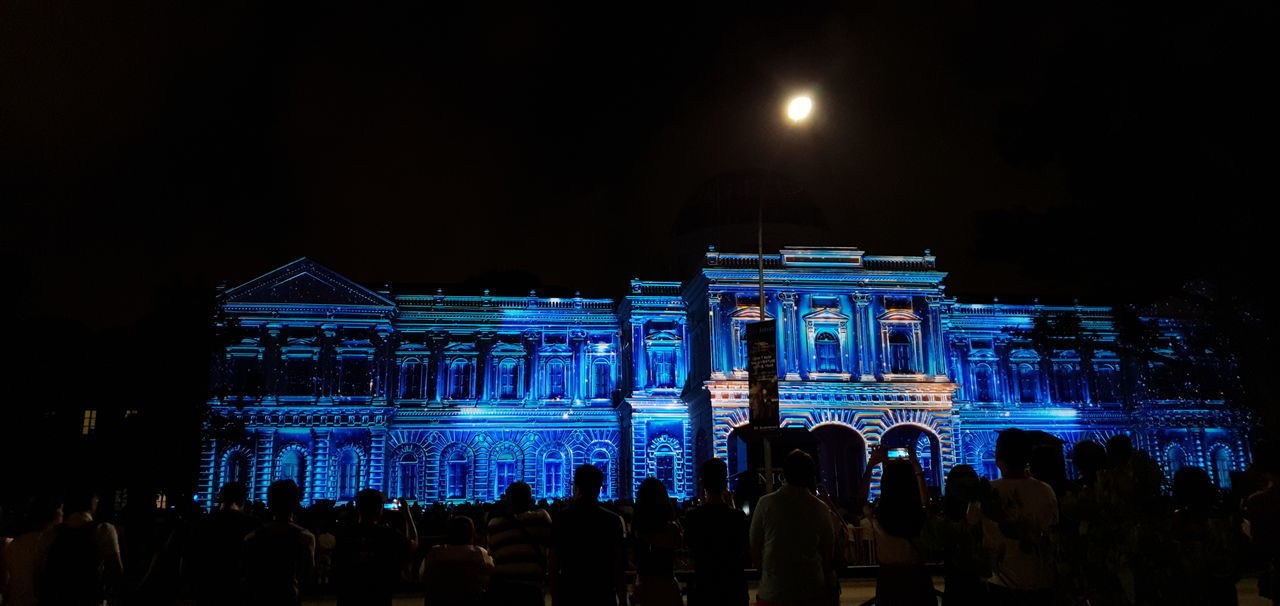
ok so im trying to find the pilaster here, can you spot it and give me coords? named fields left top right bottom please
left=254, top=428, right=276, bottom=503
left=312, top=428, right=332, bottom=503
left=369, top=428, right=387, bottom=494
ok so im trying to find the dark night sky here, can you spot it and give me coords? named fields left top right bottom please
left=2, top=1, right=1277, bottom=332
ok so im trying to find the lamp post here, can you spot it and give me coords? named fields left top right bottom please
left=758, top=93, right=814, bottom=493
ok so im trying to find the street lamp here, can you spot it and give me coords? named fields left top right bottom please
left=785, top=94, right=814, bottom=123
left=755, top=92, right=816, bottom=493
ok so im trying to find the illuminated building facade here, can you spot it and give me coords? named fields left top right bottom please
left=199, top=250, right=1250, bottom=506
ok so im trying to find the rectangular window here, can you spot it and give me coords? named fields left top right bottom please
left=81, top=409, right=97, bottom=435
left=655, top=455, right=676, bottom=493
left=499, top=362, right=518, bottom=399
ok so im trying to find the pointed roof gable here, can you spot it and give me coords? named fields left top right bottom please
left=222, top=258, right=395, bottom=307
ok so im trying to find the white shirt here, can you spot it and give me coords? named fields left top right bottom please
left=749, top=485, right=836, bottom=602
left=983, top=477, right=1059, bottom=590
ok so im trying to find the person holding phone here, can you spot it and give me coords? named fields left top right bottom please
left=858, top=444, right=934, bottom=606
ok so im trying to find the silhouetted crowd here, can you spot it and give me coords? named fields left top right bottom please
left=2, top=429, right=1279, bottom=606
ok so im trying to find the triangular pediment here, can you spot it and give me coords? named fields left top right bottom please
left=803, top=308, right=849, bottom=322
left=223, top=258, right=394, bottom=307
left=644, top=330, right=682, bottom=343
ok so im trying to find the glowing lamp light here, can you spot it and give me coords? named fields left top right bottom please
left=786, top=95, right=813, bottom=122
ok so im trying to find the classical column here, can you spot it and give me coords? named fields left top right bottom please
left=198, top=435, right=217, bottom=508
left=312, top=428, right=332, bottom=503
left=369, top=428, right=387, bottom=494
left=523, top=330, right=539, bottom=404
left=630, top=321, right=647, bottom=391
left=254, top=428, right=276, bottom=503
left=708, top=293, right=724, bottom=379
left=570, top=330, right=586, bottom=403
left=778, top=291, right=801, bottom=380
left=263, top=324, right=283, bottom=403
left=854, top=294, right=876, bottom=380
left=475, top=333, right=494, bottom=402
left=925, top=296, right=947, bottom=379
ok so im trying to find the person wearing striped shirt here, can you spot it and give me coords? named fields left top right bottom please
left=484, top=481, right=551, bottom=606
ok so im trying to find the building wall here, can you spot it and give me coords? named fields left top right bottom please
left=199, top=251, right=1250, bottom=507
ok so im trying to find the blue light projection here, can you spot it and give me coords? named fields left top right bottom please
left=199, top=250, right=1250, bottom=507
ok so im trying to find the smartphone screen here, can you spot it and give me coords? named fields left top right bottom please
left=887, top=447, right=910, bottom=459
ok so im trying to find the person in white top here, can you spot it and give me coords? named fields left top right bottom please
left=981, top=428, right=1059, bottom=604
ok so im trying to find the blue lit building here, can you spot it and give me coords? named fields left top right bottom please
left=199, top=250, right=1251, bottom=507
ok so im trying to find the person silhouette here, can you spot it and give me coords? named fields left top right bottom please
left=243, top=480, right=315, bottom=606
left=191, top=482, right=261, bottom=606
left=41, top=489, right=123, bottom=606
left=548, top=464, right=626, bottom=606
left=685, top=459, right=749, bottom=606
left=333, top=489, right=414, bottom=606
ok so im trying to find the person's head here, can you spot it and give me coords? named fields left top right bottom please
left=1028, top=433, right=1066, bottom=485
left=28, top=495, right=63, bottom=530
left=267, top=480, right=300, bottom=518
left=445, top=515, right=475, bottom=546
left=995, top=429, right=1032, bottom=478
left=1071, top=440, right=1108, bottom=479
left=505, top=481, right=534, bottom=513
left=355, top=489, right=384, bottom=523
left=573, top=464, right=604, bottom=500
left=1106, top=434, right=1134, bottom=466
left=64, top=488, right=99, bottom=516
left=1172, top=466, right=1215, bottom=511
left=699, top=458, right=729, bottom=496
left=635, top=478, right=675, bottom=528
left=219, top=482, right=248, bottom=510
left=783, top=449, right=817, bottom=491
left=876, top=462, right=925, bottom=538
left=942, top=464, right=982, bottom=520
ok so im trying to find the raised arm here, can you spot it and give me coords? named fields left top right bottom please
left=858, top=445, right=889, bottom=506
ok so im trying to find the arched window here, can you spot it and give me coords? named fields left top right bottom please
left=543, top=452, right=565, bottom=498
left=498, top=360, right=518, bottom=399
left=225, top=451, right=252, bottom=487
left=1213, top=446, right=1233, bottom=489
left=654, top=446, right=677, bottom=493
left=815, top=332, right=841, bottom=373
left=650, top=350, right=676, bottom=388
left=1055, top=364, right=1081, bottom=402
left=593, top=360, right=612, bottom=399
left=336, top=449, right=360, bottom=501
left=493, top=451, right=519, bottom=497
left=1093, top=363, right=1119, bottom=403
left=888, top=331, right=915, bottom=374
left=397, top=454, right=419, bottom=500
left=449, top=360, right=472, bottom=399
left=590, top=449, right=611, bottom=498
left=1167, top=444, right=1188, bottom=477
left=980, top=448, right=998, bottom=480
left=445, top=450, right=470, bottom=500
left=401, top=359, right=423, bottom=399
left=973, top=363, right=995, bottom=402
left=915, top=433, right=935, bottom=481
left=277, top=449, right=305, bottom=488
left=1015, top=363, right=1040, bottom=403
left=547, top=360, right=566, bottom=398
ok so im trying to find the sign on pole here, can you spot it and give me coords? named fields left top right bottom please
left=746, top=320, right=779, bottom=431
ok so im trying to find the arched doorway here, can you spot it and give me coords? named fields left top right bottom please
left=811, top=424, right=865, bottom=509
left=880, top=425, right=942, bottom=489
